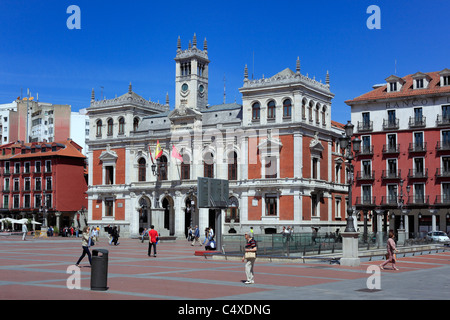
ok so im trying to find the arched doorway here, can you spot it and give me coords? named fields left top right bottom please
left=162, top=196, right=175, bottom=236
left=138, top=196, right=151, bottom=234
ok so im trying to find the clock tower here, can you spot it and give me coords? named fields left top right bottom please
left=174, top=34, right=210, bottom=110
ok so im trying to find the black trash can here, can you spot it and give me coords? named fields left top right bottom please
left=90, top=249, right=109, bottom=291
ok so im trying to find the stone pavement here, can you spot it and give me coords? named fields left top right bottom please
left=0, top=234, right=449, bottom=302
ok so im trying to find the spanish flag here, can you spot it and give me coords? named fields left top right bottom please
left=155, top=140, right=163, bottom=159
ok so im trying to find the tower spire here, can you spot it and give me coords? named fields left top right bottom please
left=203, top=37, right=208, bottom=51
left=165, top=92, right=169, bottom=106
left=244, top=64, right=248, bottom=80
left=296, top=56, right=301, bottom=73
left=177, top=36, right=181, bottom=51
left=91, top=88, right=95, bottom=101
left=192, top=33, right=197, bottom=48
left=326, top=70, right=330, bottom=85
left=128, top=82, right=132, bottom=94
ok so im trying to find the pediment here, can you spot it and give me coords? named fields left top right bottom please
left=385, top=75, right=405, bottom=84
left=257, top=138, right=283, bottom=152
left=168, top=106, right=202, bottom=122
left=99, top=150, right=118, bottom=161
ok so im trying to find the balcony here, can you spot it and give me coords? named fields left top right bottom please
left=406, top=195, right=430, bottom=206
left=382, top=144, right=400, bottom=154
left=356, top=170, right=375, bottom=181
left=358, top=145, right=374, bottom=156
left=381, top=169, right=401, bottom=180
left=357, top=121, right=373, bottom=132
left=408, top=116, right=426, bottom=128
left=436, top=115, right=450, bottom=127
left=380, top=196, right=398, bottom=208
left=436, top=141, right=450, bottom=152
left=355, top=196, right=377, bottom=208
left=383, top=118, right=399, bottom=130
left=408, top=142, right=427, bottom=153
left=408, top=169, right=428, bottom=179
left=435, top=167, right=450, bottom=179
left=434, top=195, right=450, bottom=206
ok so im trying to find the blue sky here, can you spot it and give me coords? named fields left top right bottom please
left=0, top=0, right=448, bottom=125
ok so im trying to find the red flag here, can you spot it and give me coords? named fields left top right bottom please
left=171, top=145, right=183, bottom=162
left=148, top=146, right=154, bottom=164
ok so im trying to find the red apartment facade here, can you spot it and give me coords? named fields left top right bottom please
left=346, top=69, right=450, bottom=238
left=0, top=139, right=88, bottom=230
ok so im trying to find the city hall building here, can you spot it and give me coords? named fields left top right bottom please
left=86, top=35, right=348, bottom=238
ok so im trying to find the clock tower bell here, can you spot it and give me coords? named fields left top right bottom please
left=174, top=34, right=209, bottom=110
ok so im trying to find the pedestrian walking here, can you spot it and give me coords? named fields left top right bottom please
left=148, top=225, right=159, bottom=257
left=75, top=226, right=92, bottom=267
left=242, top=232, right=257, bottom=284
left=380, top=230, right=399, bottom=270
left=191, top=225, right=201, bottom=246
left=111, top=226, right=120, bottom=245
left=22, top=222, right=28, bottom=241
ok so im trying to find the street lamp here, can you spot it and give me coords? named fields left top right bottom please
left=397, top=179, right=410, bottom=230
left=39, top=191, right=48, bottom=228
left=339, top=121, right=361, bottom=233
left=151, top=158, right=159, bottom=176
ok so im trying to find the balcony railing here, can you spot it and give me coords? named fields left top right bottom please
left=436, top=141, right=450, bottom=151
left=356, top=170, right=375, bottom=181
left=383, top=118, right=399, bottom=130
left=380, top=196, right=399, bottom=207
left=382, top=144, right=400, bottom=154
left=408, top=142, right=427, bottom=153
left=434, top=195, right=450, bottom=206
left=358, top=145, right=374, bottom=156
left=408, top=116, right=426, bottom=128
left=381, top=169, right=401, bottom=180
left=408, top=169, right=428, bottom=179
left=436, top=115, right=450, bottom=126
left=406, top=195, right=430, bottom=206
left=355, top=196, right=377, bottom=207
left=435, top=167, right=450, bottom=178
left=357, top=121, right=373, bottom=132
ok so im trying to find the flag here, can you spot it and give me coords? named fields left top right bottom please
left=171, top=145, right=183, bottom=162
left=148, top=146, right=154, bottom=164
left=154, top=140, right=163, bottom=159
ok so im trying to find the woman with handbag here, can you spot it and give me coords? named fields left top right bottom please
left=75, top=226, right=92, bottom=267
left=380, top=230, right=399, bottom=270
left=242, top=232, right=257, bottom=284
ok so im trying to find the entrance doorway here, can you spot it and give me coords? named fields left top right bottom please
left=162, top=196, right=175, bottom=236
left=138, top=197, right=151, bottom=234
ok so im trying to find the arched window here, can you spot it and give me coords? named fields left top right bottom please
left=267, top=100, right=276, bottom=120
left=107, top=118, right=113, bottom=136
left=133, top=117, right=139, bottom=131
left=228, top=152, right=237, bottom=180
left=322, top=106, right=327, bottom=125
left=158, top=155, right=168, bottom=181
left=283, top=99, right=292, bottom=118
left=302, top=99, right=307, bottom=120
left=315, top=104, right=320, bottom=124
left=204, top=152, right=214, bottom=178
left=118, top=117, right=125, bottom=135
left=252, top=102, right=260, bottom=120
left=96, top=120, right=102, bottom=136
left=138, top=158, right=146, bottom=181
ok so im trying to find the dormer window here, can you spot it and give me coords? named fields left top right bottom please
left=439, top=68, right=450, bottom=87
left=412, top=72, right=431, bottom=90
left=390, top=82, right=397, bottom=92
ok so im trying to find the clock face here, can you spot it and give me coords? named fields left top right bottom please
left=182, top=83, right=189, bottom=92
left=199, top=84, right=204, bottom=93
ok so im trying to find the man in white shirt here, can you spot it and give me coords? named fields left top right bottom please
left=22, top=223, right=28, bottom=241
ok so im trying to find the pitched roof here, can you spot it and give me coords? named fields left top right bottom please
left=345, top=70, right=450, bottom=105
left=0, top=140, right=85, bottom=160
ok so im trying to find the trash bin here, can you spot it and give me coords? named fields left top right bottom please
left=90, top=249, right=109, bottom=291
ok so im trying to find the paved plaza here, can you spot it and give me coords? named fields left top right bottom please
left=0, top=234, right=449, bottom=302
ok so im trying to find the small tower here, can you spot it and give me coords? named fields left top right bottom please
left=174, top=33, right=210, bottom=110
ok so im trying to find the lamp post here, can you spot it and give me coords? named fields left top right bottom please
left=40, top=191, right=48, bottom=229
left=338, top=121, right=362, bottom=267
left=397, top=179, right=410, bottom=229
left=339, top=121, right=361, bottom=233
